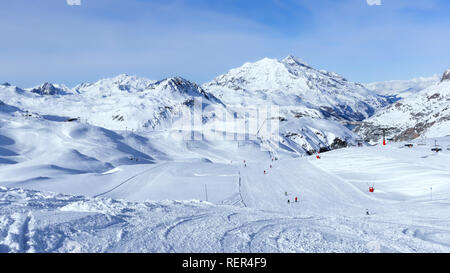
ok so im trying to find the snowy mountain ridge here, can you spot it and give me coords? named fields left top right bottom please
left=365, top=74, right=441, bottom=99
left=2, top=57, right=448, bottom=151
left=203, top=55, right=388, bottom=122
left=356, top=69, right=450, bottom=142
left=0, top=57, right=371, bottom=155
left=73, top=74, right=156, bottom=95
left=0, top=75, right=223, bottom=132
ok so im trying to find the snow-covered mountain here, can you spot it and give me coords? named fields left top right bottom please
left=0, top=64, right=362, bottom=155
left=365, top=74, right=440, bottom=99
left=356, top=69, right=450, bottom=142
left=73, top=74, right=156, bottom=94
left=3, top=61, right=450, bottom=253
left=203, top=55, right=387, bottom=122
left=0, top=75, right=223, bottom=131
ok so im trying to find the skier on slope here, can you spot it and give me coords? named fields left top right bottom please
left=295, top=196, right=298, bottom=203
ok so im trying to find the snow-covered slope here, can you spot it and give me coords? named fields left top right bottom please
left=356, top=69, right=450, bottom=142
left=0, top=101, right=159, bottom=173
left=0, top=100, right=351, bottom=198
left=203, top=55, right=387, bottom=121
left=365, top=74, right=440, bottom=99
left=1, top=135, right=450, bottom=253
left=2, top=73, right=450, bottom=252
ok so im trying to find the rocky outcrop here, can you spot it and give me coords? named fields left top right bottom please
left=30, top=83, right=68, bottom=95
left=441, top=69, right=450, bottom=82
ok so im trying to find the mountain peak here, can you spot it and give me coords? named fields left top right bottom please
left=281, top=55, right=309, bottom=67
left=441, top=69, right=450, bottom=82
left=156, top=77, right=206, bottom=95
left=109, top=74, right=151, bottom=84
left=74, top=74, right=156, bottom=94
left=158, top=76, right=193, bottom=87
left=112, top=73, right=129, bottom=80
left=203, top=55, right=387, bottom=122
left=29, top=82, right=69, bottom=95
left=167, top=76, right=189, bottom=83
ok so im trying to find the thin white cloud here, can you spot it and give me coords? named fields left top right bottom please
left=366, top=0, right=381, bottom=6
left=66, top=0, right=81, bottom=6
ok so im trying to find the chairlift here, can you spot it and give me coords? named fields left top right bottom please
left=431, top=140, right=442, bottom=152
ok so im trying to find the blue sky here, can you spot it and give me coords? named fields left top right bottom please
left=1, top=0, right=449, bottom=87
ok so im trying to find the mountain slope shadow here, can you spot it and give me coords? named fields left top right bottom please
left=0, top=135, right=15, bottom=146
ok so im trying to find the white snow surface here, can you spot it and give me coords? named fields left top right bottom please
left=1, top=102, right=450, bottom=252
left=1, top=61, right=450, bottom=253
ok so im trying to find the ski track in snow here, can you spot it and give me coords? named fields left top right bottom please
left=93, top=163, right=167, bottom=198
left=2, top=180, right=450, bottom=253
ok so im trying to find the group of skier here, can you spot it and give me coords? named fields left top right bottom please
left=242, top=157, right=373, bottom=216
left=243, top=157, right=302, bottom=206
left=285, top=191, right=299, bottom=204
left=243, top=157, right=275, bottom=175
left=262, top=157, right=276, bottom=174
